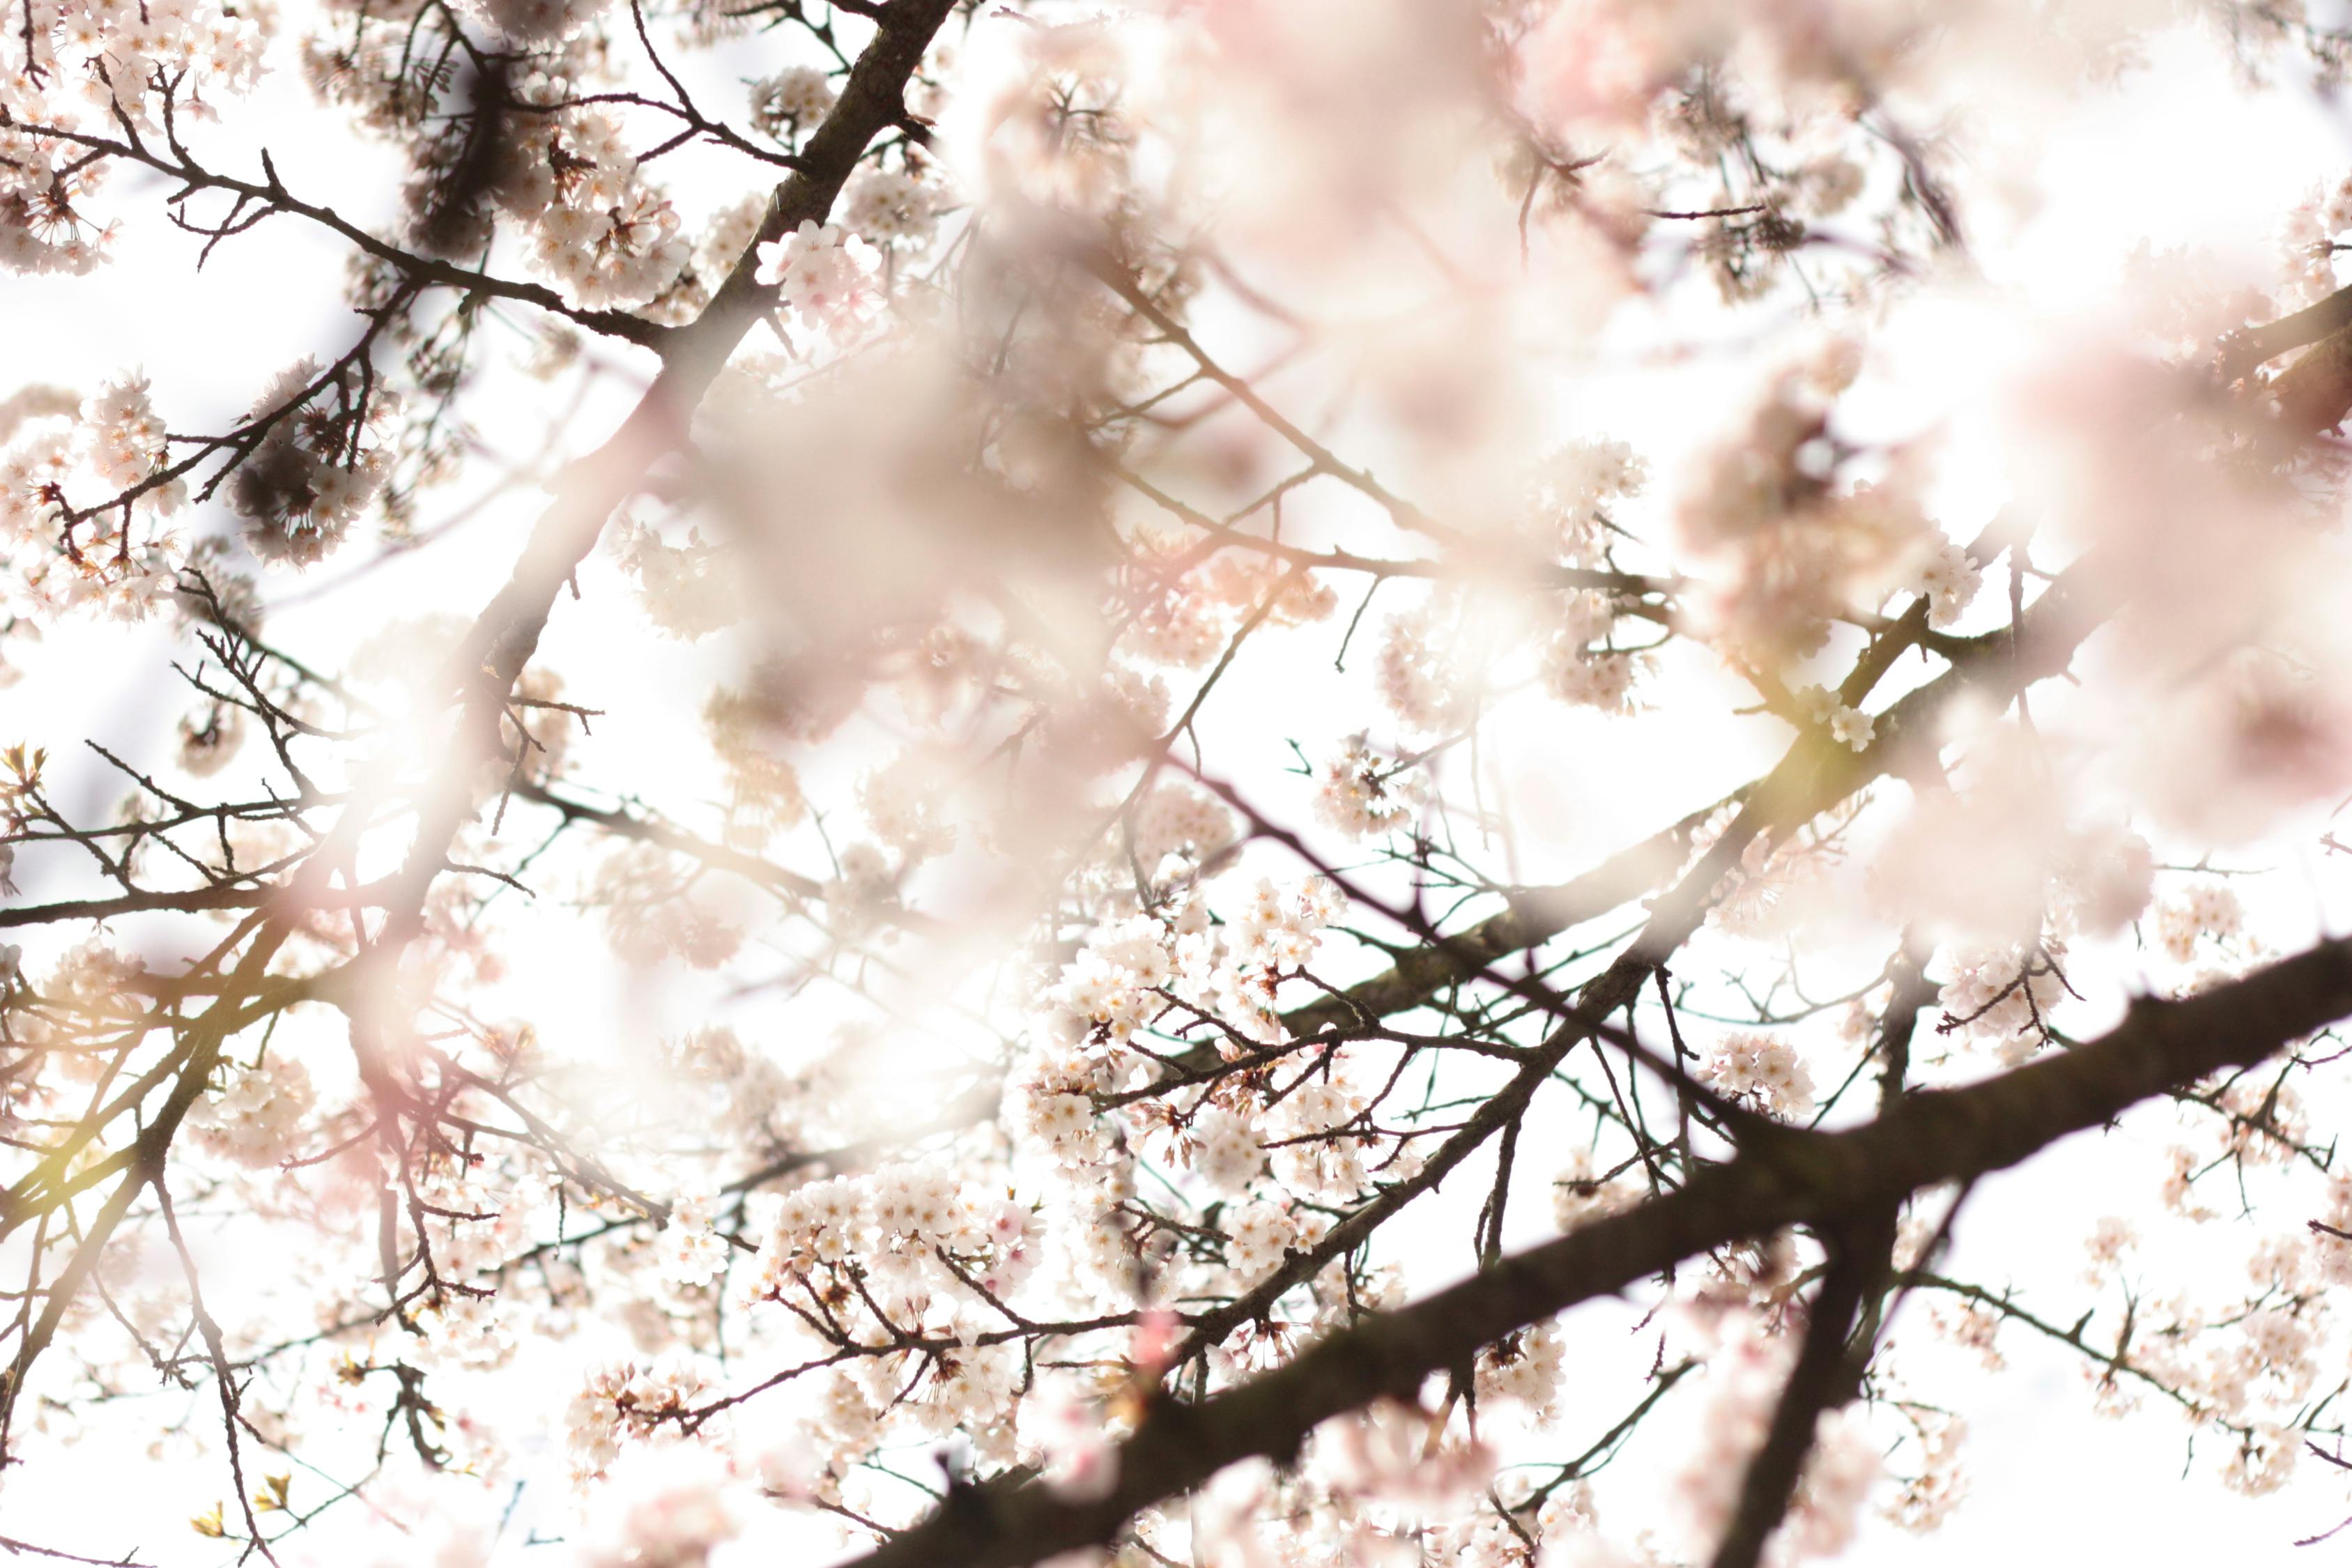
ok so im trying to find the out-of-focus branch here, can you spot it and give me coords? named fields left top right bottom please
left=2266, top=325, right=2352, bottom=436
left=1706, top=1212, right=1891, bottom=1568
left=2218, top=282, right=2352, bottom=383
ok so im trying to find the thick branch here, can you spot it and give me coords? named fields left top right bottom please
left=861, top=940, right=2352, bottom=1560
left=2219, top=282, right=2352, bottom=383
left=843, top=935, right=2352, bottom=1568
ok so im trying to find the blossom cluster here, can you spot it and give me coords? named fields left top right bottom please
left=493, top=93, right=694, bottom=312
left=1698, top=1030, right=1816, bottom=1121
left=229, top=359, right=392, bottom=566
left=188, top=1056, right=318, bottom=1168
left=0, top=0, right=266, bottom=275
left=0, top=376, right=182, bottom=618
left=755, top=221, right=884, bottom=335
left=1313, top=734, right=1424, bottom=839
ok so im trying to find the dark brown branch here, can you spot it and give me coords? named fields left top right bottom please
left=843, top=932, right=2352, bottom=1568
left=1706, top=1216, right=1889, bottom=1568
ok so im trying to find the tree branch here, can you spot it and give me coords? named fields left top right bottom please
left=842, top=932, right=2352, bottom=1568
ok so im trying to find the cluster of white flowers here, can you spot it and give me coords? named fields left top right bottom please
left=456, top=0, right=604, bottom=47
left=1229, top=874, right=1345, bottom=970
left=1781, top=1407, right=1885, bottom=1559
left=1530, top=437, right=1647, bottom=566
left=1123, top=580, right=1239, bottom=669
left=2048, top=824, right=2155, bottom=939
left=1377, top=599, right=1475, bottom=734
left=411, top=1289, right=520, bottom=1373
left=1036, top=661, right=1172, bottom=775
left=2223, top=1422, right=2302, bottom=1498
left=574, top=1449, right=744, bottom=1567
left=1032, top=1380, right=1122, bottom=1502
left=0, top=0, right=265, bottom=271
left=1884, top=1410, right=1969, bottom=1532
left=1121, top=555, right=1339, bottom=672
left=0, top=377, right=185, bottom=620
left=843, top=165, right=944, bottom=248
left=189, top=1057, right=317, bottom=1169
left=860, top=748, right=959, bottom=861
left=1913, top=539, right=1982, bottom=629
left=402, top=1161, right=548, bottom=1298
left=1676, top=358, right=1957, bottom=663
left=0, top=151, right=110, bottom=277
left=1223, top=1198, right=1301, bottom=1275
left=1932, top=1298, right=2006, bottom=1372
left=1313, top=734, right=1424, bottom=838
left=1037, top=875, right=1344, bottom=1067
left=708, top=1189, right=1052, bottom=1493
left=698, top=682, right=813, bottom=850
left=36, top=935, right=145, bottom=1017
left=1022, top=1086, right=1108, bottom=1164
left=1473, top=1319, right=1566, bottom=1419
left=1185, top=1105, right=1266, bottom=1192
left=1546, top=641, right=1643, bottom=714
left=2218, top=1306, right=2321, bottom=1416
left=744, top=1164, right=1040, bottom=1309
left=1698, top=1031, right=1815, bottom=1121
left=2155, top=882, right=2244, bottom=965
left=2314, top=1177, right=2352, bottom=1288
left=1130, top=781, right=1241, bottom=873
left=2081, top=1216, right=2137, bottom=1285
left=1795, top=684, right=1875, bottom=753
left=1048, top=909, right=1179, bottom=1050
left=2280, top=172, right=2352, bottom=306
left=566, top=1358, right=713, bottom=1482
left=1702, top=805, right=1852, bottom=941
left=1314, top=1400, right=1497, bottom=1514
left=491, top=90, right=691, bottom=311
left=659, top=1186, right=731, bottom=1289
left=610, top=520, right=742, bottom=640
left=755, top=220, right=884, bottom=334
left=4, top=939, right=144, bottom=1105
left=1542, top=587, right=1641, bottom=713
left=751, top=65, right=838, bottom=139
left=1553, top=1148, right=1641, bottom=1233
left=1263, top=1073, right=1385, bottom=1200
left=80, top=376, right=169, bottom=497
left=230, top=359, right=392, bottom=567
left=590, top=843, right=747, bottom=969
